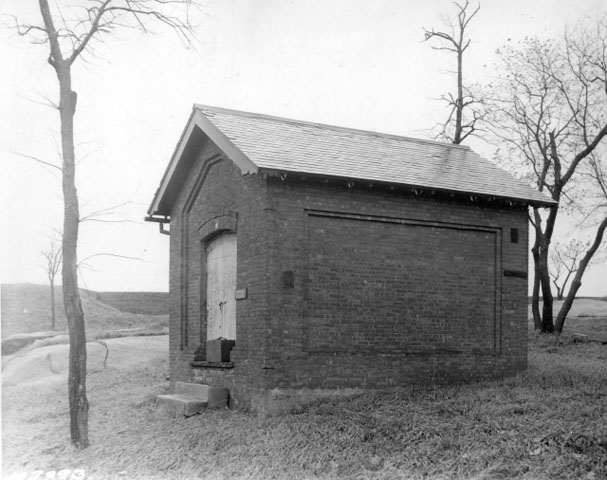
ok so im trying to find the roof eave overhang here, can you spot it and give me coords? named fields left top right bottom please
left=146, top=107, right=258, bottom=220
left=259, top=168, right=558, bottom=208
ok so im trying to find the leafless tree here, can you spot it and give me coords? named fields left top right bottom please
left=485, top=14, right=607, bottom=333
left=42, top=237, right=62, bottom=330
left=424, top=0, right=482, bottom=144
left=549, top=239, right=587, bottom=300
left=12, top=0, right=197, bottom=449
left=555, top=153, right=607, bottom=331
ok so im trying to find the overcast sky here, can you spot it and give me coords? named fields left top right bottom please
left=1, top=0, right=606, bottom=295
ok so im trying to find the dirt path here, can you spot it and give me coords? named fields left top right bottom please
left=1, top=335, right=168, bottom=388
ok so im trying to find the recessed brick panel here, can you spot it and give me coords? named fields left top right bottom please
left=303, top=212, right=497, bottom=354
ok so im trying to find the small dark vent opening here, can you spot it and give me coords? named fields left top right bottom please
left=510, top=228, right=519, bottom=244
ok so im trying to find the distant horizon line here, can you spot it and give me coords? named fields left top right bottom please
left=0, top=283, right=169, bottom=294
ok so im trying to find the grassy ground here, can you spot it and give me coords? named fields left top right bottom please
left=2, top=306, right=607, bottom=479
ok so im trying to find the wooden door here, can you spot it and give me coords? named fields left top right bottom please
left=206, top=232, right=237, bottom=340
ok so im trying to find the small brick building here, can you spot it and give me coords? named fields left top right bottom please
left=146, top=105, right=555, bottom=414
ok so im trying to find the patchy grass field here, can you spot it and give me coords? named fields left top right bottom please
left=2, top=303, right=607, bottom=480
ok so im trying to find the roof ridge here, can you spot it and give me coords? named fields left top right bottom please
left=193, top=104, right=471, bottom=151
left=147, top=104, right=557, bottom=216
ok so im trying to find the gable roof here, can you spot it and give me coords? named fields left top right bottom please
left=147, top=105, right=556, bottom=218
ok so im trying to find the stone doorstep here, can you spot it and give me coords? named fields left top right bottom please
left=157, top=382, right=229, bottom=416
left=156, top=394, right=208, bottom=417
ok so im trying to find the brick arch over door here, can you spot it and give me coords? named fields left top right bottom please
left=178, top=154, right=222, bottom=349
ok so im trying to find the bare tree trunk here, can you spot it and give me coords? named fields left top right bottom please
left=531, top=230, right=542, bottom=330
left=50, top=277, right=56, bottom=330
left=37, top=0, right=89, bottom=449
left=29, top=0, right=195, bottom=451
left=555, top=215, right=607, bottom=333
left=560, top=268, right=574, bottom=301
left=58, top=62, right=89, bottom=449
left=538, top=239, right=554, bottom=333
left=531, top=204, right=559, bottom=334
left=531, top=216, right=555, bottom=333
left=43, top=237, right=61, bottom=330
left=454, top=42, right=463, bottom=144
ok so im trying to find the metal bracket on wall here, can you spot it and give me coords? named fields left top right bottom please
left=503, top=269, right=527, bottom=279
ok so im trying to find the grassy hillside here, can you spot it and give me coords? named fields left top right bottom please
left=1, top=284, right=167, bottom=339
left=95, top=292, right=169, bottom=315
left=94, top=291, right=168, bottom=315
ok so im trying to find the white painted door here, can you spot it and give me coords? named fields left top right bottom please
left=206, top=233, right=237, bottom=340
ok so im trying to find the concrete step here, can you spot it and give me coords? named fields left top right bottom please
left=157, top=393, right=208, bottom=417
left=157, top=382, right=229, bottom=416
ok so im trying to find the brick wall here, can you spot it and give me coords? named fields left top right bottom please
left=261, top=176, right=528, bottom=391
left=168, top=145, right=529, bottom=411
left=304, top=214, right=497, bottom=354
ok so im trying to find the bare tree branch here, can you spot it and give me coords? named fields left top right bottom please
left=13, top=150, right=63, bottom=172
left=68, top=0, right=113, bottom=65
left=78, top=252, right=144, bottom=267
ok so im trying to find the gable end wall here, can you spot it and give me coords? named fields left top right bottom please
left=168, top=139, right=270, bottom=409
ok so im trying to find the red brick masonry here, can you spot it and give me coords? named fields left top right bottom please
left=168, top=139, right=528, bottom=413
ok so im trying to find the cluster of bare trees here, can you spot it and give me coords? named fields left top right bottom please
left=427, top=3, right=607, bottom=334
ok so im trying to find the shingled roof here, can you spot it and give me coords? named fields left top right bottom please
left=147, top=105, right=556, bottom=218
